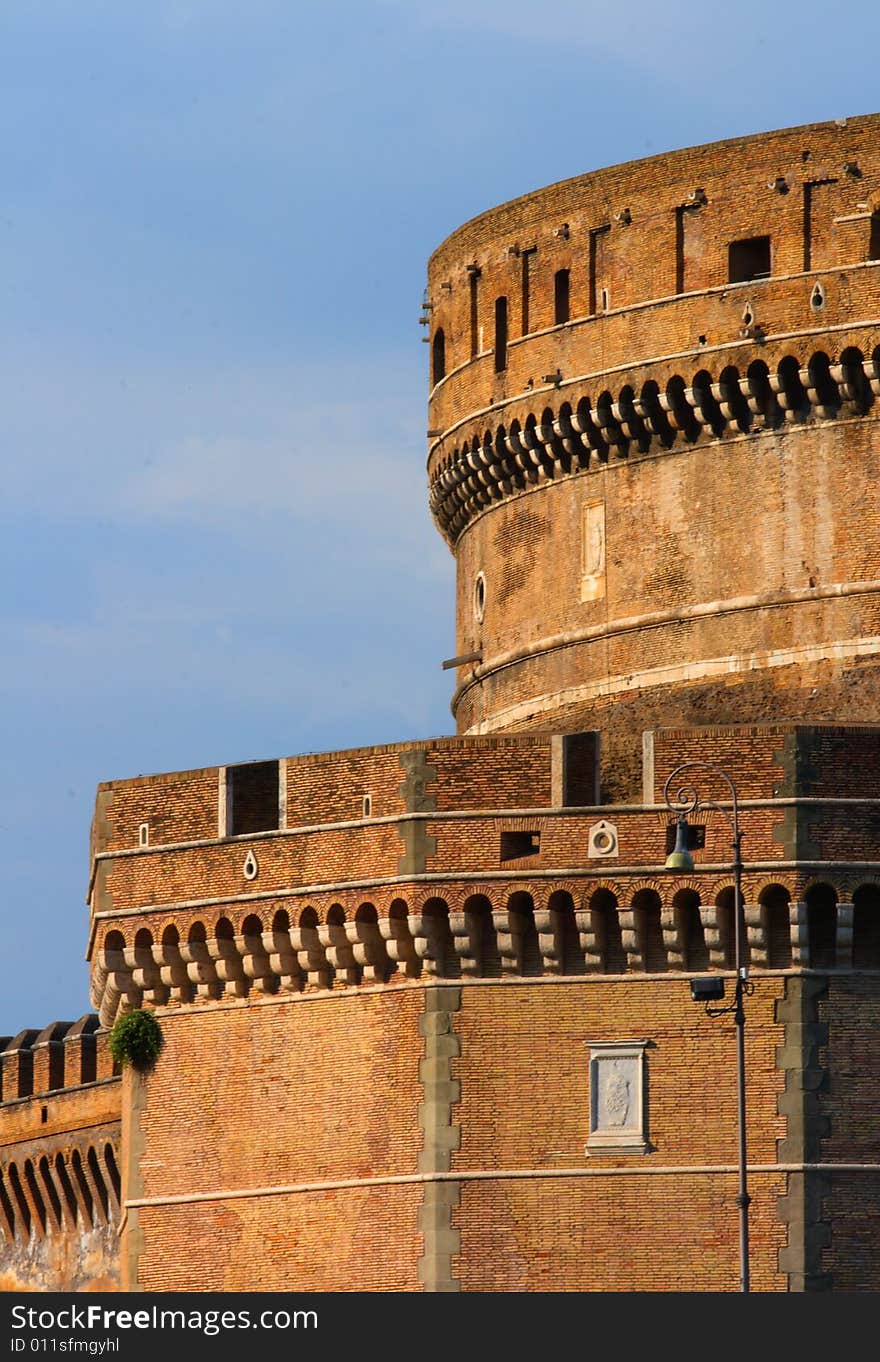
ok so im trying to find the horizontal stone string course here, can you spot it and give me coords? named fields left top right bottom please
left=88, top=886, right=880, bottom=1027
left=428, top=342, right=880, bottom=543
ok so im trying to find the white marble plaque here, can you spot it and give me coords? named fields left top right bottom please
left=586, top=1041, right=649, bottom=1155
left=580, top=500, right=606, bottom=602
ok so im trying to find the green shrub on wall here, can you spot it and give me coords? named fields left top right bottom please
left=108, top=1009, right=164, bottom=1073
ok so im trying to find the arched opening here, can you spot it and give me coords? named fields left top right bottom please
left=760, top=884, right=792, bottom=967
left=718, top=364, right=751, bottom=432
left=507, top=891, right=541, bottom=976
left=463, top=894, right=501, bottom=977
left=422, top=898, right=458, bottom=977
left=241, top=913, right=265, bottom=941
left=70, top=1149, right=93, bottom=1226
left=0, top=1167, right=19, bottom=1239
left=777, top=355, right=808, bottom=418
left=590, top=888, right=625, bottom=974
left=388, top=898, right=420, bottom=980
left=666, top=373, right=699, bottom=442
left=103, top=929, right=125, bottom=956
left=354, top=902, right=391, bottom=983
left=87, top=1147, right=109, bottom=1223
left=548, top=890, right=584, bottom=974
left=852, top=884, right=880, bottom=968
left=692, top=368, right=726, bottom=437
left=807, top=351, right=840, bottom=417
left=38, top=1155, right=63, bottom=1231
left=674, top=888, right=708, bottom=973
left=7, top=1164, right=31, bottom=1236
left=639, top=378, right=674, bottom=446
left=838, top=345, right=870, bottom=413
left=632, top=889, right=666, bottom=972
left=432, top=328, right=446, bottom=385
left=806, top=883, right=838, bottom=969
left=715, top=886, right=750, bottom=969
left=745, top=358, right=776, bottom=425
left=23, top=1160, right=46, bottom=1236
left=54, top=1152, right=79, bottom=1225
left=104, top=1144, right=121, bottom=1206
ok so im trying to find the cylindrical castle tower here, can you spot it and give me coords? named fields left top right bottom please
left=427, top=114, right=880, bottom=797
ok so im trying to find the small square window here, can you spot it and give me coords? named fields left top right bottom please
left=500, top=830, right=540, bottom=862
left=728, top=236, right=771, bottom=284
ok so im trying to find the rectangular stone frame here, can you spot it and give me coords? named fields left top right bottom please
left=585, top=1039, right=649, bottom=1156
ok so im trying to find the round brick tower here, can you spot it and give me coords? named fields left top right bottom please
left=427, top=114, right=880, bottom=798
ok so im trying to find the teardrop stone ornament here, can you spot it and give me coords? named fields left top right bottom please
left=243, top=850, right=258, bottom=881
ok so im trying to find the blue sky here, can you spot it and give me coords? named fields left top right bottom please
left=2, top=1, right=878, bottom=1036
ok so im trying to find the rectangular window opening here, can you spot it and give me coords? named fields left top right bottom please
left=500, top=829, right=540, bottom=862
left=728, top=235, right=771, bottom=284
left=225, top=760, right=281, bottom=837
left=664, top=822, right=706, bottom=854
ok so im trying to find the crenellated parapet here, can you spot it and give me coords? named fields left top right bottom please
left=0, top=1015, right=116, bottom=1104
left=0, top=1015, right=121, bottom=1292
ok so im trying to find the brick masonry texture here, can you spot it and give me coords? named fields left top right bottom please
left=426, top=115, right=880, bottom=785
left=5, top=118, right=880, bottom=1294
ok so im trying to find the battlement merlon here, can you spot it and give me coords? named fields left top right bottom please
left=0, top=1016, right=116, bottom=1108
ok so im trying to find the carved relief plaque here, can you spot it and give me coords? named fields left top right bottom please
left=586, top=1040, right=649, bottom=1155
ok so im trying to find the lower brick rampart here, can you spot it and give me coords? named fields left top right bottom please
left=108, top=969, right=880, bottom=1292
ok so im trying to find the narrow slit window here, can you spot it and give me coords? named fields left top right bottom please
left=521, top=246, right=536, bottom=335
left=494, top=296, right=508, bottom=373
left=869, top=213, right=880, bottom=261
left=432, top=328, right=446, bottom=385
left=554, top=268, right=570, bottom=324
left=674, top=206, right=686, bottom=294
left=468, top=267, right=481, bottom=357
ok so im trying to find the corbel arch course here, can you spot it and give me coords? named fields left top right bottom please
left=429, top=336, right=880, bottom=542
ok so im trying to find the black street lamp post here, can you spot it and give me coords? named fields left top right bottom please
left=664, top=760, right=751, bottom=1293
